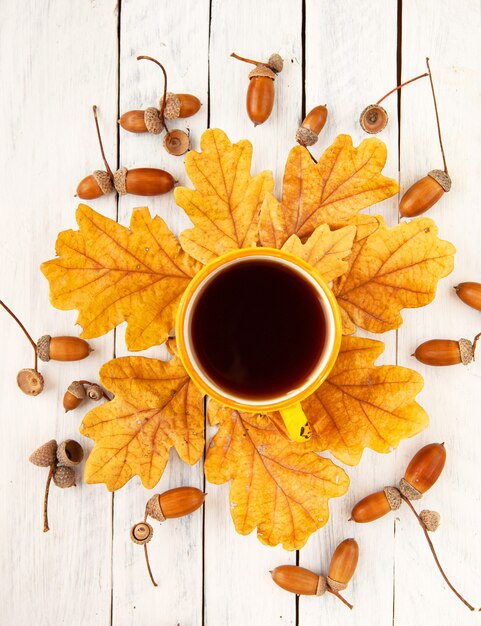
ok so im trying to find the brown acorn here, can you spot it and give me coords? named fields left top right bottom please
left=413, top=333, right=481, bottom=366
left=327, top=538, right=359, bottom=592
left=399, top=58, right=451, bottom=217
left=351, top=486, right=402, bottom=523
left=454, top=282, right=481, bottom=311
left=57, top=440, right=84, bottom=467
left=37, top=335, right=92, bottom=362
left=231, top=52, right=283, bottom=126
left=296, top=105, right=328, bottom=146
left=399, top=443, right=446, bottom=500
left=29, top=440, right=58, bottom=467
left=63, top=381, right=87, bottom=412
left=271, top=566, right=327, bottom=596
left=16, top=368, right=44, bottom=396
left=53, top=465, right=76, bottom=489
left=130, top=521, right=154, bottom=545
left=146, top=486, right=206, bottom=522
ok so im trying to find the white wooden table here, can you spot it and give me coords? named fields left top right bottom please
left=1, top=1, right=481, bottom=624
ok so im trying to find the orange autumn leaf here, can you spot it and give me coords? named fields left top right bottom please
left=333, top=217, right=456, bottom=334
left=204, top=403, right=349, bottom=550
left=301, top=336, right=428, bottom=465
left=175, top=128, right=274, bottom=264
left=258, top=135, right=399, bottom=248
left=80, top=356, right=204, bottom=491
left=41, top=204, right=201, bottom=351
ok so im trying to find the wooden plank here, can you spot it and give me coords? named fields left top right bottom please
left=395, top=0, right=481, bottom=622
left=0, top=0, right=118, bottom=624
left=112, top=1, right=210, bottom=625
left=300, top=1, right=399, bottom=623
left=204, top=1, right=302, bottom=624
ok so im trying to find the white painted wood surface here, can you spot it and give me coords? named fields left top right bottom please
left=1, top=1, right=480, bottom=625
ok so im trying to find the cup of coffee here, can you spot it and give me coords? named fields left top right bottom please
left=175, top=247, right=342, bottom=442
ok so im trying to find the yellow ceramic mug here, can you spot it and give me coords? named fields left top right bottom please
left=175, top=247, right=342, bottom=442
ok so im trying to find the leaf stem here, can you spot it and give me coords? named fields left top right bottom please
left=230, top=52, right=266, bottom=67
left=425, top=58, right=448, bottom=175
left=92, top=106, right=113, bottom=179
left=376, top=72, right=429, bottom=105
left=0, top=299, right=38, bottom=370
left=327, top=587, right=353, bottom=610
left=401, top=495, right=475, bottom=611
left=137, top=56, right=169, bottom=133
left=43, top=464, right=55, bottom=532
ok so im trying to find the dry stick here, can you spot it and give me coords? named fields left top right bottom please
left=43, top=464, right=55, bottom=533
left=137, top=56, right=169, bottom=134
left=0, top=299, right=38, bottom=370
left=401, top=495, right=475, bottom=611
left=326, top=587, right=353, bottom=610
left=425, top=57, right=448, bottom=175
left=472, top=331, right=481, bottom=356
left=143, top=510, right=158, bottom=587
left=92, top=106, right=113, bottom=179
left=376, top=72, right=429, bottom=105
left=230, top=52, right=267, bottom=67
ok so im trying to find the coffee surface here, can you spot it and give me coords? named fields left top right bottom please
left=190, top=259, right=326, bottom=400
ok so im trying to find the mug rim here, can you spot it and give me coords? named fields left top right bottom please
left=175, top=247, right=342, bottom=412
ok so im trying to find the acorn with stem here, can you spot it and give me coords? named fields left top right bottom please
left=231, top=51, right=283, bottom=126
left=76, top=106, right=175, bottom=199
left=0, top=299, right=92, bottom=396
left=413, top=332, right=481, bottom=367
left=359, top=70, right=428, bottom=134
left=63, top=380, right=110, bottom=412
left=400, top=58, right=451, bottom=217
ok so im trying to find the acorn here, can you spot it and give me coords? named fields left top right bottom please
left=327, top=538, right=359, bottom=592
left=399, top=443, right=446, bottom=500
left=454, top=282, right=481, bottom=311
left=231, top=52, right=283, bottom=126
left=63, top=381, right=87, bottom=412
left=16, top=368, right=44, bottom=396
left=413, top=333, right=481, bottom=366
left=399, top=58, right=451, bottom=217
left=296, top=105, right=328, bottom=146
left=130, top=521, right=154, bottom=545
left=163, top=129, right=190, bottom=156
left=146, top=486, right=206, bottom=522
left=86, top=383, right=104, bottom=401
left=53, top=465, right=76, bottom=489
left=57, top=440, right=84, bottom=467
left=37, top=335, right=92, bottom=362
left=29, top=440, right=57, bottom=467
left=271, top=566, right=327, bottom=596
left=419, top=509, right=441, bottom=532
left=351, top=486, right=402, bottom=523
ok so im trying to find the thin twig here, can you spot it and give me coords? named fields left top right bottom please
left=43, top=464, right=55, bottom=533
left=376, top=72, right=429, bottom=105
left=307, top=149, right=318, bottom=164
left=92, top=106, right=113, bottom=179
left=426, top=58, right=448, bottom=174
left=230, top=52, right=265, bottom=67
left=144, top=544, right=158, bottom=587
left=326, top=587, right=353, bottom=610
left=401, top=495, right=475, bottom=611
left=0, top=299, right=38, bottom=370
left=137, top=56, right=169, bottom=133
left=472, top=332, right=481, bottom=356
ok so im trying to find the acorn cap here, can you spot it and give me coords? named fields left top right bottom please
left=296, top=127, right=318, bottom=147
left=248, top=65, right=276, bottom=80
left=458, top=338, right=474, bottom=366
left=399, top=477, right=423, bottom=500
left=160, top=93, right=181, bottom=120
left=16, top=368, right=44, bottom=396
left=130, top=521, right=153, bottom=545
left=164, top=129, right=190, bottom=156
left=57, top=440, right=84, bottom=467
left=268, top=53, right=283, bottom=73
left=67, top=381, right=86, bottom=400
left=327, top=577, right=347, bottom=592
left=86, top=383, right=103, bottom=401
left=144, top=107, right=163, bottom=134
left=29, top=439, right=57, bottom=467
left=419, top=509, right=441, bottom=532
left=383, top=486, right=402, bottom=511
left=316, top=575, right=327, bottom=596
left=92, top=170, right=114, bottom=195
left=359, top=104, right=388, bottom=134
left=113, top=167, right=128, bottom=195
left=37, top=335, right=51, bottom=362
left=53, top=465, right=76, bottom=488
left=145, top=494, right=166, bottom=522
left=428, top=169, right=451, bottom=192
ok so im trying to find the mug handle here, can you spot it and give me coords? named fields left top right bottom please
left=279, top=402, right=312, bottom=442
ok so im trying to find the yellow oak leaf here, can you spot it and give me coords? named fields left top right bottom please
left=333, top=217, right=456, bottom=334
left=258, top=135, right=399, bottom=248
left=282, top=223, right=356, bottom=282
left=205, top=402, right=349, bottom=550
left=80, top=356, right=204, bottom=491
left=301, top=336, right=428, bottom=465
left=41, top=204, right=202, bottom=351
left=175, top=128, right=274, bottom=264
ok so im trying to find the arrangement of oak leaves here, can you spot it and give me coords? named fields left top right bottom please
left=41, top=129, right=455, bottom=550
